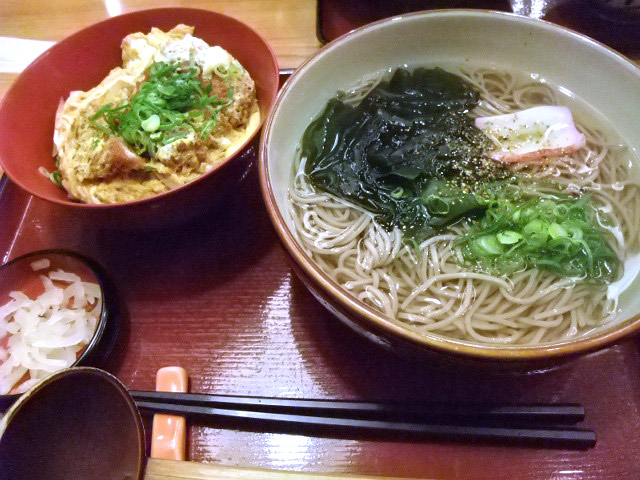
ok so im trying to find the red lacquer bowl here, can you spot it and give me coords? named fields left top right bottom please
left=0, top=8, right=279, bottom=228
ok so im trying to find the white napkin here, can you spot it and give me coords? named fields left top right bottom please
left=0, top=37, right=54, bottom=74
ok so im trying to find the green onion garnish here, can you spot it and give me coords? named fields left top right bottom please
left=457, top=195, right=620, bottom=283
left=51, top=170, right=63, bottom=188
left=90, top=61, right=234, bottom=158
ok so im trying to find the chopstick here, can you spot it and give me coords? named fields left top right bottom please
left=131, top=391, right=595, bottom=449
left=130, top=391, right=584, bottom=425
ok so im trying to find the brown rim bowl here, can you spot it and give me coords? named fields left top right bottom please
left=0, top=8, right=279, bottom=229
left=259, top=10, right=640, bottom=368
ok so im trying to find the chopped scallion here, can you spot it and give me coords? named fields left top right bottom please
left=90, top=61, right=233, bottom=157
left=496, top=231, right=523, bottom=244
left=141, top=114, right=160, bottom=132
left=457, top=195, right=620, bottom=284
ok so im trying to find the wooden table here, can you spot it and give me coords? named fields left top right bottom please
left=2, top=2, right=640, bottom=479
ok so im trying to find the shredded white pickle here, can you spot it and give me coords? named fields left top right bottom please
left=0, top=264, right=102, bottom=395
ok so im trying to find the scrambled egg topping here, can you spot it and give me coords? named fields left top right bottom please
left=53, top=25, right=259, bottom=204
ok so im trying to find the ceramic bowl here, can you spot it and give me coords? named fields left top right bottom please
left=0, top=8, right=279, bottom=228
left=259, top=10, right=640, bottom=366
left=0, top=250, right=113, bottom=403
left=0, top=367, right=145, bottom=480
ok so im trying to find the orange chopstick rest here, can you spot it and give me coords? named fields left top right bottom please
left=151, top=366, right=188, bottom=461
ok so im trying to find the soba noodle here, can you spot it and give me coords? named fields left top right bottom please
left=289, top=67, right=640, bottom=346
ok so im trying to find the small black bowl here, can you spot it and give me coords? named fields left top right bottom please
left=0, top=249, right=115, bottom=407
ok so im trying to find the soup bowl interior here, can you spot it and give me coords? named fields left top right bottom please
left=260, top=10, right=640, bottom=364
left=0, top=368, right=145, bottom=480
left=0, top=8, right=279, bottom=225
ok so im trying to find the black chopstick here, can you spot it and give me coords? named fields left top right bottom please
left=130, top=390, right=585, bottom=425
left=134, top=399, right=596, bottom=449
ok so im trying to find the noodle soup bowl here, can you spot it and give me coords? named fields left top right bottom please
left=0, top=8, right=279, bottom=228
left=259, top=10, right=640, bottom=366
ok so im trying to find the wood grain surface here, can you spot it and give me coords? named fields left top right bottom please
left=144, top=458, right=432, bottom=480
left=2, top=1, right=640, bottom=479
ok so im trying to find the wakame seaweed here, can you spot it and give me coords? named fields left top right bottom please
left=301, top=67, right=511, bottom=241
left=300, top=67, right=622, bottom=283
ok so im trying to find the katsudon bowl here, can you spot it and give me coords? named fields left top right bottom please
left=0, top=8, right=279, bottom=228
left=259, top=10, right=640, bottom=368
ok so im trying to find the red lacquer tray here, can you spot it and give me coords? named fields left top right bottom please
left=2, top=126, right=640, bottom=479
